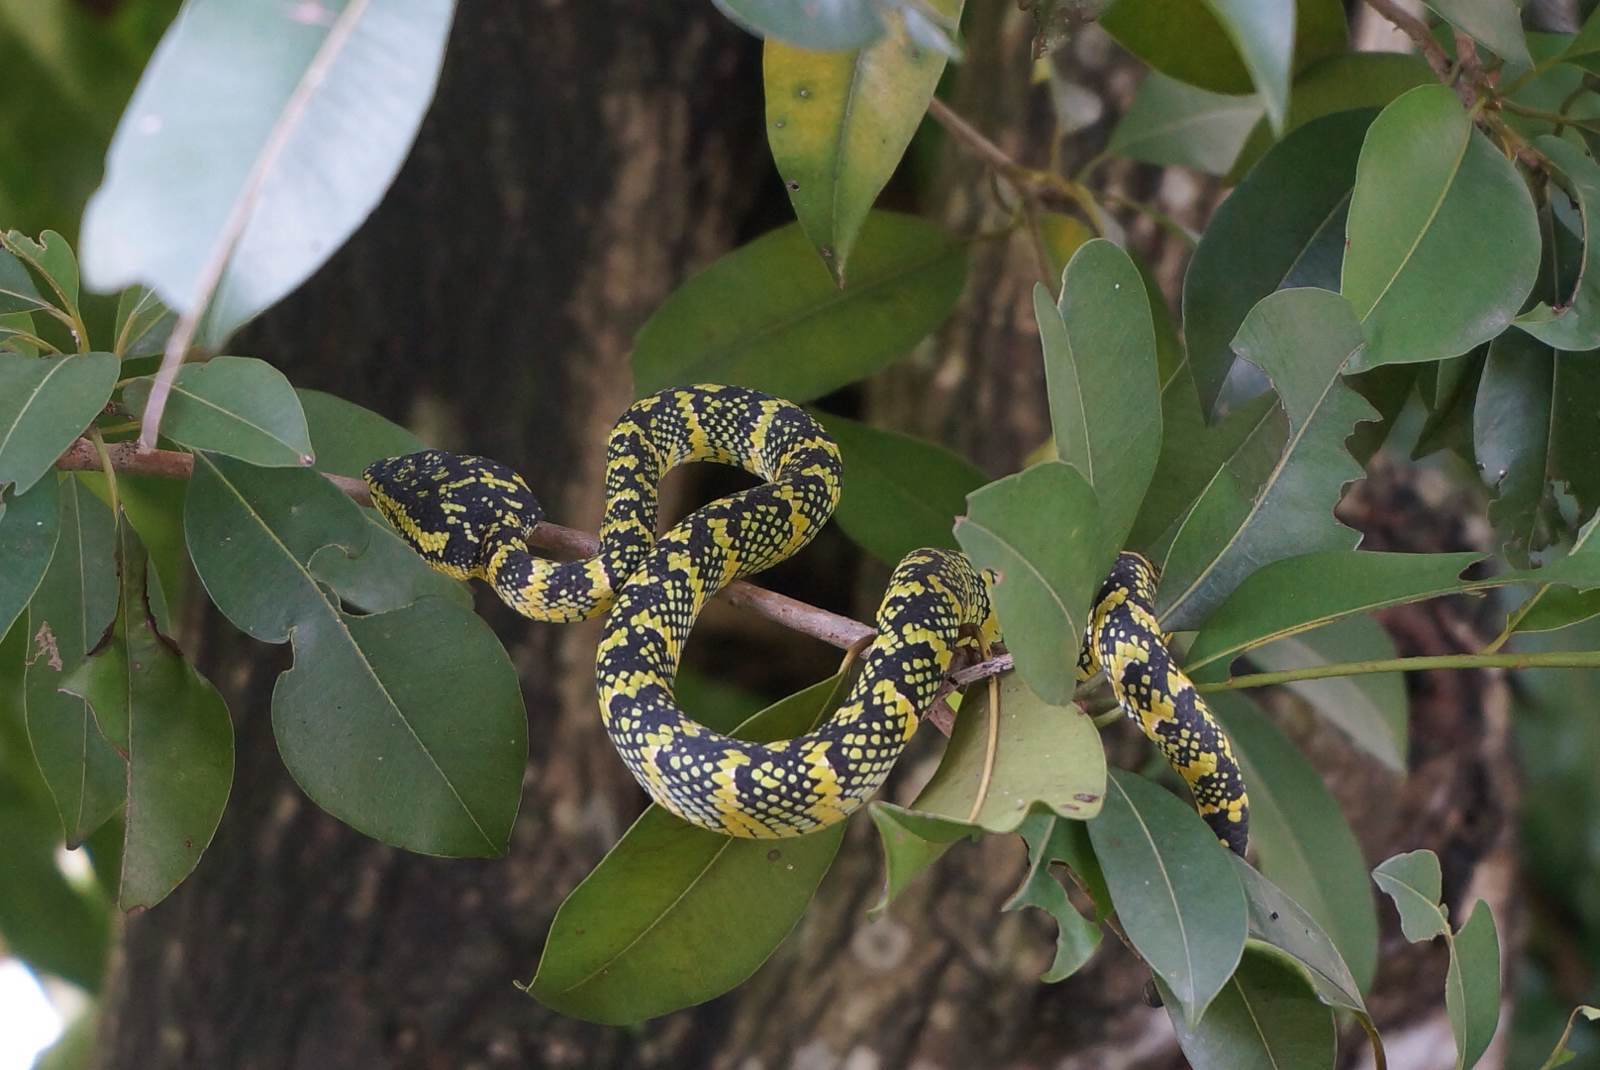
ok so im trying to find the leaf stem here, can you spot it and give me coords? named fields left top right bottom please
left=1200, top=649, right=1600, bottom=693
left=1, top=329, right=61, bottom=355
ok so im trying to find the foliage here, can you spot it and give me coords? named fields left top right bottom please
left=6, top=0, right=1600, bottom=1063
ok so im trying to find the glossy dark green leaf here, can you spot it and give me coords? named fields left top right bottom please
left=24, top=478, right=123, bottom=845
left=1228, top=615, right=1407, bottom=770
left=80, top=0, right=455, bottom=345
left=902, top=672, right=1106, bottom=831
left=1230, top=51, right=1432, bottom=179
left=1210, top=693, right=1379, bottom=988
left=1088, top=769, right=1247, bottom=1023
left=122, top=356, right=314, bottom=468
left=0, top=476, right=60, bottom=640
left=526, top=674, right=848, bottom=1024
left=1515, top=138, right=1600, bottom=350
left=295, top=388, right=425, bottom=478
left=1003, top=810, right=1103, bottom=982
left=0, top=353, right=119, bottom=495
left=1448, top=899, right=1502, bottom=1070
left=1158, top=288, right=1371, bottom=630
left=1100, top=0, right=1345, bottom=113
left=631, top=213, right=966, bottom=401
left=0, top=246, right=48, bottom=315
left=112, top=285, right=175, bottom=358
left=1160, top=949, right=1336, bottom=1070
left=1039, top=239, right=1159, bottom=548
left=1106, top=73, right=1262, bottom=175
left=1234, top=859, right=1370, bottom=1016
left=1426, top=0, right=1530, bottom=66
left=765, top=0, right=962, bottom=283
left=954, top=461, right=1105, bottom=703
left=60, top=521, right=232, bottom=910
left=714, top=0, right=885, bottom=50
left=1474, top=331, right=1600, bottom=566
left=816, top=411, right=984, bottom=565
left=867, top=802, right=976, bottom=915
left=1184, top=109, right=1371, bottom=420
left=1343, top=85, right=1540, bottom=368
left=184, top=454, right=525, bottom=857
left=1127, top=361, right=1281, bottom=559
left=1373, top=849, right=1449, bottom=941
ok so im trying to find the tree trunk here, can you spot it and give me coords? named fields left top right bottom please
left=95, top=5, right=1523, bottom=1069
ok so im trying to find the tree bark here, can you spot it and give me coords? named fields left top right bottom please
left=96, top=5, right=1523, bottom=1069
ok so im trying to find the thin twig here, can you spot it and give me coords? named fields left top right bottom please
left=1362, top=0, right=1466, bottom=101
left=55, top=437, right=876, bottom=651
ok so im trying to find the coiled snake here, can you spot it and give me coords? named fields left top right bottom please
left=365, top=384, right=1248, bottom=852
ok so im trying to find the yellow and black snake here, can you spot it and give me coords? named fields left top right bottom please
left=364, top=384, right=1248, bottom=852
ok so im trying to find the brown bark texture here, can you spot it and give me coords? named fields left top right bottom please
left=94, top=5, right=1522, bottom=1069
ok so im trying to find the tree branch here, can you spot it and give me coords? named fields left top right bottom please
left=56, top=438, right=876, bottom=651
left=1362, top=0, right=1466, bottom=100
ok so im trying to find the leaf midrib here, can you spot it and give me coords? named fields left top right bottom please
left=167, top=377, right=307, bottom=458
left=200, top=456, right=493, bottom=851
left=1111, top=775, right=1197, bottom=1007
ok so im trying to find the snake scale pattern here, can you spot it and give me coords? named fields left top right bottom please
left=365, top=384, right=1248, bottom=852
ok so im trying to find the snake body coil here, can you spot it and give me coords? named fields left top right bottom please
left=366, top=384, right=1248, bottom=850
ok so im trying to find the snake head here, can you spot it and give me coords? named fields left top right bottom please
left=363, top=449, right=544, bottom=579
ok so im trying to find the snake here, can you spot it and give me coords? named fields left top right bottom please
left=364, top=383, right=1248, bottom=852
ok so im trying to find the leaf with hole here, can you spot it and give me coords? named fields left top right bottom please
left=1088, top=769, right=1247, bottom=1024
left=632, top=213, right=965, bottom=400
left=867, top=802, right=977, bottom=915
left=526, top=673, right=849, bottom=1024
left=184, top=453, right=524, bottom=857
left=1003, top=811, right=1104, bottom=982
left=80, top=0, right=456, bottom=346
left=1515, top=137, right=1600, bottom=351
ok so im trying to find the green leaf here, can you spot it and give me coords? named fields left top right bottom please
left=1100, top=0, right=1345, bottom=109
left=631, top=212, right=966, bottom=401
left=121, top=356, right=314, bottom=467
left=60, top=521, right=232, bottom=910
left=1126, top=360, right=1281, bottom=559
left=1474, top=330, right=1600, bottom=566
left=902, top=671, right=1107, bottom=831
left=1539, top=1005, right=1600, bottom=1070
left=296, top=387, right=425, bottom=477
left=0, top=245, right=48, bottom=315
left=1106, top=73, right=1263, bottom=176
left=80, top=0, right=455, bottom=346
left=0, top=352, right=119, bottom=495
left=1234, top=859, right=1371, bottom=1018
left=1158, top=288, right=1371, bottom=630
left=1372, top=848, right=1449, bottom=941
left=1088, top=769, right=1247, bottom=1024
left=765, top=0, right=962, bottom=283
left=526, top=674, right=849, bottom=1024
left=867, top=801, right=976, bottom=915
left=0, top=311, right=38, bottom=356
left=713, top=0, right=886, bottom=50
left=184, top=454, right=525, bottom=857
left=2, top=230, right=80, bottom=317
left=1516, top=138, right=1600, bottom=350
left=1003, top=811, right=1103, bottom=982
left=1184, top=109, right=1372, bottom=420
left=1160, top=949, right=1336, bottom=1070
left=1426, top=0, right=1531, bottom=66
left=1228, top=615, right=1407, bottom=771
left=1342, top=85, right=1540, bottom=368
left=1230, top=51, right=1433, bottom=180
left=24, top=478, right=124, bottom=845
left=1210, top=693, right=1379, bottom=988
left=954, top=461, right=1105, bottom=703
left=0, top=476, right=60, bottom=640
left=1447, top=899, right=1502, bottom=1070
left=112, top=285, right=174, bottom=358
left=1038, top=239, right=1160, bottom=548
left=815, top=411, right=985, bottom=565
